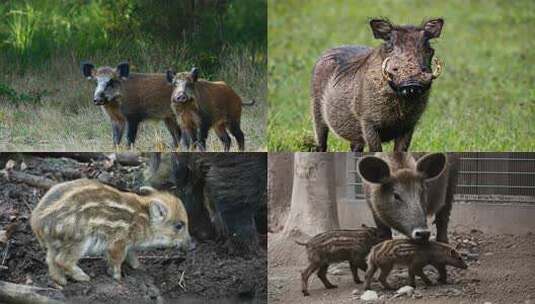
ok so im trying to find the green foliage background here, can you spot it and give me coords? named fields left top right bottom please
left=0, top=0, right=267, bottom=151
left=268, top=0, right=535, bottom=151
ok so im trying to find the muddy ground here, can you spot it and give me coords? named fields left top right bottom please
left=0, top=154, right=267, bottom=304
left=268, top=229, right=535, bottom=304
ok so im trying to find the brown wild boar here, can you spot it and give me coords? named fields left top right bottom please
left=364, top=239, right=467, bottom=290
left=30, top=179, right=192, bottom=286
left=358, top=153, right=459, bottom=281
left=296, top=227, right=384, bottom=296
left=311, top=18, right=444, bottom=152
left=166, top=67, right=252, bottom=151
left=82, top=61, right=182, bottom=148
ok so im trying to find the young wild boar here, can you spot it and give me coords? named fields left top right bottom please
left=311, top=18, right=444, bottom=152
left=166, top=67, right=252, bottom=152
left=30, top=179, right=192, bottom=286
left=296, top=227, right=384, bottom=296
left=364, top=239, right=467, bottom=290
left=82, top=62, right=182, bottom=148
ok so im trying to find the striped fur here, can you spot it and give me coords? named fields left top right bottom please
left=30, top=179, right=191, bottom=286
left=298, top=227, right=385, bottom=296
left=364, top=239, right=467, bottom=290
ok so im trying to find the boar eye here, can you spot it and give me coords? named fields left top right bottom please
left=450, top=249, right=456, bottom=256
left=393, top=192, right=402, bottom=201
left=174, top=221, right=184, bottom=231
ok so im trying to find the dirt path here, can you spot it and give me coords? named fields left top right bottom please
left=0, top=155, right=267, bottom=304
left=268, top=230, right=535, bottom=304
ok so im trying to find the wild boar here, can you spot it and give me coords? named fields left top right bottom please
left=30, top=179, right=191, bottom=286
left=295, top=227, right=384, bottom=296
left=166, top=68, right=251, bottom=152
left=311, top=18, right=444, bottom=151
left=82, top=61, right=182, bottom=148
left=145, top=152, right=267, bottom=255
left=364, top=239, right=467, bottom=290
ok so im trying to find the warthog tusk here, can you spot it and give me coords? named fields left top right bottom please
left=381, top=57, right=392, bottom=82
left=432, top=57, right=443, bottom=79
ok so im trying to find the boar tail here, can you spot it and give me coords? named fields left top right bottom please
left=294, top=239, right=308, bottom=246
left=242, top=99, right=256, bottom=106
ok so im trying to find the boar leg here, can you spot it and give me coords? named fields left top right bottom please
left=350, top=139, right=365, bottom=152
left=377, top=264, right=394, bottom=290
left=111, top=121, right=125, bottom=147
left=349, top=260, right=362, bottom=283
left=46, top=248, right=67, bottom=286
left=125, top=251, right=141, bottom=269
left=435, top=199, right=452, bottom=244
left=180, top=127, right=193, bottom=151
left=372, top=213, right=392, bottom=240
left=393, top=129, right=413, bottom=152
left=312, top=108, right=329, bottom=152
left=414, top=266, right=433, bottom=286
left=125, top=117, right=141, bottom=148
left=163, top=117, right=182, bottom=148
left=214, top=123, right=231, bottom=152
left=362, top=121, right=382, bottom=152
left=434, top=263, right=448, bottom=284
left=228, top=120, right=245, bottom=151
left=301, top=262, right=320, bottom=296
left=106, top=240, right=128, bottom=280
left=363, top=263, right=377, bottom=290
left=317, top=264, right=337, bottom=289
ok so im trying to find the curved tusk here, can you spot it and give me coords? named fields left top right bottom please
left=432, top=56, right=443, bottom=79
left=381, top=57, right=392, bottom=82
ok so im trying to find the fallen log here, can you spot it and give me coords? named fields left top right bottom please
left=1, top=161, right=56, bottom=190
left=0, top=280, right=65, bottom=304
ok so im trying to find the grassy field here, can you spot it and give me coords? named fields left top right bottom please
left=268, top=0, right=535, bottom=151
left=0, top=48, right=266, bottom=152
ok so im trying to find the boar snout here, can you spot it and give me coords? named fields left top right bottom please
left=411, top=228, right=431, bottom=242
left=173, top=94, right=189, bottom=103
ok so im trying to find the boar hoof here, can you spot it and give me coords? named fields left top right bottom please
left=326, top=284, right=338, bottom=289
left=70, top=270, right=90, bottom=282
left=302, top=290, right=310, bottom=297
left=52, top=276, right=67, bottom=287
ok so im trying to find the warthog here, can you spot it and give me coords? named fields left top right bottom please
left=166, top=67, right=252, bottom=151
left=357, top=153, right=459, bottom=283
left=311, top=18, right=444, bottom=152
left=82, top=61, right=181, bottom=148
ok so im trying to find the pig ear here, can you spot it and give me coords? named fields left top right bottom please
left=370, top=18, right=393, bottom=40
left=190, top=67, right=199, bottom=82
left=166, top=70, right=175, bottom=84
left=116, top=62, right=130, bottom=79
left=416, top=153, right=446, bottom=181
left=139, top=186, right=157, bottom=195
left=423, top=18, right=444, bottom=39
left=149, top=200, right=168, bottom=223
left=358, top=156, right=391, bottom=184
left=81, top=61, right=95, bottom=79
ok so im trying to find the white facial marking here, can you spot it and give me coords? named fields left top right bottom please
left=94, top=76, right=111, bottom=100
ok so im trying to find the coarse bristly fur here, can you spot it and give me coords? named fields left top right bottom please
left=296, top=227, right=386, bottom=296
left=311, top=18, right=444, bottom=152
left=81, top=62, right=182, bottom=149
left=30, top=179, right=191, bottom=286
left=364, top=239, right=467, bottom=290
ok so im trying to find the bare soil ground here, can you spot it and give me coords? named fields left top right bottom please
left=268, top=230, right=535, bottom=304
left=0, top=154, right=267, bottom=304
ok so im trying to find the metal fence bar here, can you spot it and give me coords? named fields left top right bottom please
left=348, top=153, right=535, bottom=200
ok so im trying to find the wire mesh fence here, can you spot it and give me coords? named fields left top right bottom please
left=348, top=153, right=535, bottom=203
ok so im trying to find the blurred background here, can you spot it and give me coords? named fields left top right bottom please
left=0, top=0, right=267, bottom=151
left=268, top=0, right=535, bottom=151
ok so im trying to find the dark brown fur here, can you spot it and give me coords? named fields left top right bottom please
left=167, top=69, right=245, bottom=151
left=81, top=62, right=182, bottom=148
left=296, top=227, right=385, bottom=296
left=311, top=18, right=444, bottom=152
left=364, top=239, right=467, bottom=290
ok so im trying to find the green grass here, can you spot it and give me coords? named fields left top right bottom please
left=0, top=46, right=266, bottom=152
left=268, top=0, right=535, bottom=151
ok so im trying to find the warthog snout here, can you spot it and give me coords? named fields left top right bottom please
left=411, top=228, right=431, bottom=242
left=382, top=56, right=442, bottom=98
